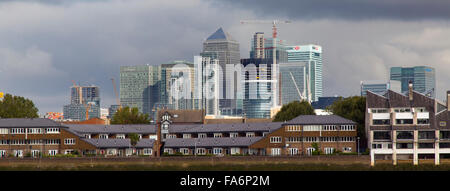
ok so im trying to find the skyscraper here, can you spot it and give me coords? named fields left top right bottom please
left=250, top=32, right=265, bottom=59
left=159, top=61, right=195, bottom=111
left=360, top=80, right=401, bottom=96
left=279, top=62, right=308, bottom=105
left=63, top=85, right=100, bottom=121
left=120, top=65, right=161, bottom=117
left=286, top=45, right=323, bottom=102
left=201, top=27, right=242, bottom=116
left=390, top=66, right=436, bottom=97
left=194, top=56, right=220, bottom=116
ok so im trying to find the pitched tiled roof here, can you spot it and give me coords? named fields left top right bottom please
left=164, top=137, right=263, bottom=148
left=0, top=118, right=62, bottom=128
left=64, top=124, right=156, bottom=134
left=168, top=122, right=283, bottom=134
left=82, top=138, right=154, bottom=148
left=286, top=115, right=356, bottom=125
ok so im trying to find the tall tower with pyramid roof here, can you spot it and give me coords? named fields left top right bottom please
left=201, top=27, right=242, bottom=116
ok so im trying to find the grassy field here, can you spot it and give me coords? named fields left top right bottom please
left=0, top=156, right=449, bottom=171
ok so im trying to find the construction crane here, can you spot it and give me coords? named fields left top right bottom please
left=71, top=80, right=92, bottom=121
left=240, top=20, right=291, bottom=108
left=111, top=78, right=121, bottom=108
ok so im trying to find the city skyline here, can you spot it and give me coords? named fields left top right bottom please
left=0, top=0, right=448, bottom=115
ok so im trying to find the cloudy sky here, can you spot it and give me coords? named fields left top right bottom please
left=0, top=0, right=449, bottom=115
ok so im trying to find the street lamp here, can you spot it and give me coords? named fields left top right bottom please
left=357, top=137, right=360, bottom=156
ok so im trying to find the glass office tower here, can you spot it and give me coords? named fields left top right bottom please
left=63, top=85, right=100, bottom=121
left=360, top=80, right=401, bottom=96
left=286, top=45, right=323, bottom=102
left=390, top=66, right=436, bottom=97
left=279, top=62, right=307, bottom=105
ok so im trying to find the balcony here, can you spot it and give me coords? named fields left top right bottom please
left=395, top=112, right=413, bottom=119
left=417, top=112, right=429, bottom=119
left=373, top=113, right=390, bottom=120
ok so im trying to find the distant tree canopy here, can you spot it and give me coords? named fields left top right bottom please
left=328, top=96, right=367, bottom=148
left=110, top=106, right=150, bottom=124
left=273, top=100, right=315, bottom=122
left=128, top=133, right=140, bottom=147
left=0, top=93, right=39, bottom=118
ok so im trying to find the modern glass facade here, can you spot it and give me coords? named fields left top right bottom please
left=264, top=38, right=288, bottom=63
left=120, top=65, right=161, bottom=117
left=360, top=80, right=401, bottom=96
left=279, top=62, right=307, bottom=106
left=63, top=85, right=100, bottom=121
left=390, top=66, right=436, bottom=97
left=201, top=28, right=242, bottom=116
left=194, top=56, right=220, bottom=116
left=241, top=58, right=273, bottom=118
left=286, top=45, right=323, bottom=102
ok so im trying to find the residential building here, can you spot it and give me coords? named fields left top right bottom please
left=201, top=27, right=242, bottom=116
left=311, top=97, right=340, bottom=115
left=390, top=66, right=436, bottom=97
left=366, top=82, right=450, bottom=166
left=286, top=45, right=323, bottom=102
left=250, top=32, right=265, bottom=59
left=360, top=80, right=401, bottom=96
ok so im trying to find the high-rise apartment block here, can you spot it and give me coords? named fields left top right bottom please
left=390, top=66, right=436, bottom=98
left=250, top=32, right=265, bottom=59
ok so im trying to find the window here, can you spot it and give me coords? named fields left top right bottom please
left=418, top=143, right=434, bottom=149
left=271, top=148, right=281, bottom=156
left=214, top=133, right=223, bottom=138
left=48, top=150, right=58, bottom=156
left=270, top=136, right=282, bottom=143
left=84, top=134, right=91, bottom=139
left=340, top=125, right=355, bottom=131
left=180, top=148, right=189, bottom=155
left=10, top=140, right=25, bottom=145
left=198, top=133, right=207, bottom=138
left=99, top=134, right=109, bottom=139
left=303, top=137, right=318, bottom=142
left=396, top=119, right=413, bottom=125
left=0, top=128, right=8, bottom=134
left=246, top=132, right=255, bottom=137
left=416, top=107, right=428, bottom=112
left=321, top=137, right=337, bottom=142
left=0, top=140, right=8, bottom=145
left=324, top=147, right=335, bottom=155
left=10, top=128, right=25, bottom=134
left=341, top=137, right=355, bottom=142
left=285, top=125, right=301, bottom=132
left=27, top=128, right=42, bottom=134
left=394, top=108, right=411, bottom=113
left=417, top=119, right=430, bottom=125
left=196, top=148, right=206, bottom=155
left=306, top=148, right=315, bottom=156
left=183, top=134, right=191, bottom=139
left=166, top=134, right=177, bottom=139
left=164, top=148, right=174, bottom=154
left=231, top=148, right=240, bottom=155
left=288, top=148, right=299, bottom=156
left=371, top=108, right=389, bottom=113
left=45, top=139, right=60, bottom=145
left=116, top=134, right=125, bottom=139
left=303, top=125, right=321, bottom=131
left=286, top=137, right=302, bottom=143
left=397, top=143, right=413, bottom=149
left=65, top=149, right=74, bottom=155
left=229, top=132, right=239, bottom=138
left=0, top=150, right=5, bottom=158
left=343, top=147, right=352, bottom=152
left=440, top=131, right=450, bottom=140
left=372, top=144, right=382, bottom=149
left=373, top=131, right=391, bottom=140
left=213, top=148, right=223, bottom=155
left=64, top=138, right=75, bottom=145
left=322, top=125, right=337, bottom=131
left=419, top=131, right=435, bottom=140
left=31, top=150, right=40, bottom=157
left=372, top=119, right=390, bottom=125
left=143, top=148, right=152, bottom=155
left=396, top=131, right=414, bottom=140
left=46, top=128, right=60, bottom=134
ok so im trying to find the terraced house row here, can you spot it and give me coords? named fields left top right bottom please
left=0, top=112, right=358, bottom=158
left=366, top=83, right=450, bottom=166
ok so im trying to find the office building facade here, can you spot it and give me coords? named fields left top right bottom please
left=286, top=45, right=323, bottom=102
left=250, top=32, right=265, bottom=59
left=194, top=56, right=220, bottom=116
left=63, top=85, right=101, bottom=121
left=279, top=62, right=308, bottom=105
left=390, top=66, right=436, bottom=98
left=360, top=80, right=401, bottom=96
left=201, top=27, right=242, bottom=116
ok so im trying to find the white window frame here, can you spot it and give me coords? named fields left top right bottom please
left=116, top=134, right=126, bottom=139
left=48, top=150, right=58, bottom=156
left=270, top=136, right=282, bottom=143
left=64, top=138, right=75, bottom=145
left=271, top=148, right=281, bottom=156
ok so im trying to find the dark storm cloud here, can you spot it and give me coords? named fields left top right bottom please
left=221, top=0, right=450, bottom=20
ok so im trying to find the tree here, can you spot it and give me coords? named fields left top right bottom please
left=128, top=133, right=140, bottom=147
left=273, top=100, right=315, bottom=122
left=110, top=106, right=150, bottom=124
left=328, top=96, right=367, bottom=149
left=0, top=93, right=39, bottom=118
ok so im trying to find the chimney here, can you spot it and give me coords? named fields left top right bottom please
left=408, top=80, right=413, bottom=101
left=447, top=91, right=450, bottom=111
